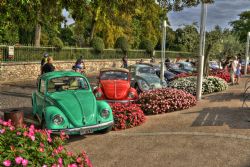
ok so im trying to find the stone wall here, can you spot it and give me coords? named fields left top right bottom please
left=0, top=59, right=157, bottom=82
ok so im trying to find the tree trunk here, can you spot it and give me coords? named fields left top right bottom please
left=90, top=20, right=96, bottom=41
left=90, top=6, right=101, bottom=41
left=203, top=44, right=212, bottom=76
left=34, top=24, right=41, bottom=47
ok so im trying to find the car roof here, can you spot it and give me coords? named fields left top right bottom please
left=130, top=63, right=157, bottom=68
left=40, top=71, right=84, bottom=81
left=100, top=68, right=129, bottom=73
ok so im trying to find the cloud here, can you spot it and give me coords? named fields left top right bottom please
left=168, top=0, right=250, bottom=30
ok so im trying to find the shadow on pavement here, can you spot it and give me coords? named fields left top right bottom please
left=204, top=92, right=244, bottom=102
left=190, top=107, right=250, bottom=129
left=0, top=91, right=32, bottom=98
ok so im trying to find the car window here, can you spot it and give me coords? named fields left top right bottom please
left=39, top=80, right=45, bottom=94
left=100, top=71, right=128, bottom=80
left=137, top=67, right=156, bottom=74
left=47, top=76, right=89, bottom=93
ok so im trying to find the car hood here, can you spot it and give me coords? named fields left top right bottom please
left=100, top=80, right=129, bottom=100
left=138, top=74, right=163, bottom=88
left=48, top=91, right=97, bottom=127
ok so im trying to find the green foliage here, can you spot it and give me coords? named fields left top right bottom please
left=50, top=37, right=64, bottom=49
left=175, top=24, right=199, bottom=52
left=40, top=33, right=49, bottom=46
left=231, top=11, right=250, bottom=43
left=91, top=37, right=105, bottom=53
left=114, top=37, right=129, bottom=54
left=222, top=35, right=243, bottom=58
left=139, top=39, right=154, bottom=55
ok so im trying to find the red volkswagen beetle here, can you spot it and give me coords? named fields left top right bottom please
left=93, top=68, right=138, bottom=103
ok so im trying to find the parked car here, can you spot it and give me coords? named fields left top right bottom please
left=32, top=71, right=114, bottom=135
left=176, top=62, right=197, bottom=73
left=128, top=64, right=167, bottom=93
left=166, top=63, right=187, bottom=75
left=209, top=61, right=222, bottom=70
left=137, top=62, right=176, bottom=81
left=93, top=68, right=138, bottom=103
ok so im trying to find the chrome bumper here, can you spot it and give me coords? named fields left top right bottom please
left=51, top=121, right=114, bottom=134
left=105, top=99, right=135, bottom=103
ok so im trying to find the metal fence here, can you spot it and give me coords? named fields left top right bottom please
left=0, top=45, right=194, bottom=62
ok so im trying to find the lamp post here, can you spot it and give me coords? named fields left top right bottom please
left=160, top=20, right=167, bottom=83
left=196, top=2, right=207, bottom=101
left=244, top=32, right=250, bottom=75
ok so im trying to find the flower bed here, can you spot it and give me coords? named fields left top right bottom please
left=169, top=76, right=228, bottom=95
left=138, top=88, right=197, bottom=115
left=0, top=119, right=92, bottom=167
left=209, top=69, right=230, bottom=83
left=110, top=103, right=146, bottom=130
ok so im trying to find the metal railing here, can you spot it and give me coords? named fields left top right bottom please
left=0, top=45, right=194, bottom=62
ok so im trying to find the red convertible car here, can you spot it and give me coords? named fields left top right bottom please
left=93, top=68, right=138, bottom=103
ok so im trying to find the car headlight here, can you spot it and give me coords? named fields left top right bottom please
left=140, top=80, right=150, bottom=90
left=95, top=91, right=102, bottom=98
left=101, top=109, right=109, bottom=118
left=52, top=115, right=64, bottom=125
left=128, top=92, right=135, bottom=98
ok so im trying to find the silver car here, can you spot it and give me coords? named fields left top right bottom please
left=128, top=64, right=167, bottom=93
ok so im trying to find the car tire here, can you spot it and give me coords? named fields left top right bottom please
left=97, top=126, right=112, bottom=134
left=41, top=118, right=46, bottom=129
left=135, top=83, right=141, bottom=94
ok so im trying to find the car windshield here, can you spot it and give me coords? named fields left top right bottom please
left=100, top=71, right=128, bottom=80
left=169, top=64, right=180, bottom=70
left=138, top=66, right=156, bottom=74
left=47, top=76, right=89, bottom=93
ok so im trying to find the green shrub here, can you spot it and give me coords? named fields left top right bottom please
left=91, top=37, right=105, bottom=53
left=114, top=37, right=129, bottom=54
left=139, top=39, right=154, bottom=55
left=50, top=37, right=64, bottom=49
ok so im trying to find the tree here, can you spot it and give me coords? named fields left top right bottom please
left=231, top=11, right=250, bottom=43
left=174, top=24, right=199, bottom=52
left=114, top=37, right=130, bottom=55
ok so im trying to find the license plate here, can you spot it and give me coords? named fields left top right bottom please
left=80, top=129, right=93, bottom=135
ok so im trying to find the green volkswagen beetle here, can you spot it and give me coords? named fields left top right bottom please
left=32, top=71, right=114, bottom=135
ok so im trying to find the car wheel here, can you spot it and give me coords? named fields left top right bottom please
left=41, top=118, right=46, bottom=129
left=135, top=83, right=141, bottom=94
left=97, top=126, right=112, bottom=134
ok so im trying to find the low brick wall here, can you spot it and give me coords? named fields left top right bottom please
left=0, top=59, right=158, bottom=82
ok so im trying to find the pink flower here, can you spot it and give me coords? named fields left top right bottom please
left=67, top=151, right=73, bottom=157
left=3, top=160, right=11, bottom=167
left=58, top=158, right=63, bottom=164
left=22, top=159, right=28, bottom=166
left=15, top=156, right=23, bottom=164
left=68, top=164, right=77, bottom=167
left=9, top=126, right=15, bottom=131
left=76, top=157, right=82, bottom=163
left=40, top=142, right=45, bottom=147
left=47, top=137, right=52, bottom=143
left=16, top=131, right=21, bottom=135
left=42, top=165, right=47, bottom=167
left=39, top=147, right=44, bottom=152
left=0, top=128, right=5, bottom=134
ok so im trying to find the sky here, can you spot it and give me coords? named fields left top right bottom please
left=168, top=0, right=250, bottom=31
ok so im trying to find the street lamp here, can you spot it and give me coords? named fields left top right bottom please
left=196, top=2, right=207, bottom=101
left=160, top=20, right=167, bottom=83
left=244, top=32, right=250, bottom=75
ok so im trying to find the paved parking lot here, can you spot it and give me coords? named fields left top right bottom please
left=1, top=77, right=250, bottom=167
